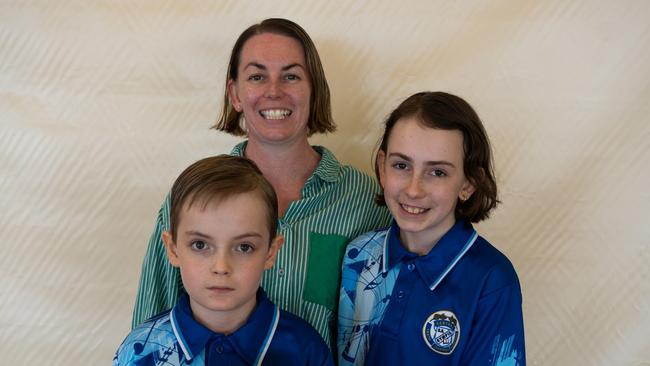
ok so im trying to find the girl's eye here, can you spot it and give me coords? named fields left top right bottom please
left=392, top=162, right=408, bottom=170
left=431, top=169, right=446, bottom=177
left=191, top=240, right=207, bottom=251
left=236, top=243, right=254, bottom=253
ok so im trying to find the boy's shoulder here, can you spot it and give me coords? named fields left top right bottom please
left=276, top=309, right=328, bottom=344
left=263, top=309, right=333, bottom=365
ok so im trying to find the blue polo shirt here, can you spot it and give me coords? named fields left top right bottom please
left=338, top=219, right=525, bottom=365
left=115, top=289, right=333, bottom=365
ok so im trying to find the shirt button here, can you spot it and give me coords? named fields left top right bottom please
left=278, top=268, right=285, bottom=277
left=216, top=345, right=224, bottom=354
left=407, top=263, right=415, bottom=271
left=397, top=290, right=405, bottom=299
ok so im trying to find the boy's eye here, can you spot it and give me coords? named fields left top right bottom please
left=191, top=240, right=207, bottom=251
left=236, top=243, right=254, bottom=253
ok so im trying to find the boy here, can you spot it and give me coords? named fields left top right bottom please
left=114, top=155, right=333, bottom=365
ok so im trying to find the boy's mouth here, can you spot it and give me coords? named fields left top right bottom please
left=208, top=286, right=234, bottom=293
left=400, top=203, right=429, bottom=215
left=260, top=109, right=292, bottom=120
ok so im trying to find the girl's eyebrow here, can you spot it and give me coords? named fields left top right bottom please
left=388, top=152, right=456, bottom=167
left=243, top=62, right=305, bottom=72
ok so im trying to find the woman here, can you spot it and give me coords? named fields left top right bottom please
left=132, top=18, right=391, bottom=348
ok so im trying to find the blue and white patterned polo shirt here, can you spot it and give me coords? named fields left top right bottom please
left=338, top=219, right=525, bottom=365
left=115, top=289, right=333, bottom=365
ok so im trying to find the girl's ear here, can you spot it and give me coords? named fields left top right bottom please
left=264, top=235, right=285, bottom=270
left=227, top=79, right=242, bottom=112
left=162, top=231, right=180, bottom=268
left=459, top=170, right=479, bottom=201
left=376, top=150, right=386, bottom=188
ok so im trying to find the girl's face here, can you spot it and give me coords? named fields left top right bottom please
left=227, top=33, right=311, bottom=146
left=377, top=117, right=475, bottom=253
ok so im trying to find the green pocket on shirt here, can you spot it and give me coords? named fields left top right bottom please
left=303, top=232, right=349, bottom=311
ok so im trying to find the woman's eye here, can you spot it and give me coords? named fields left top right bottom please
left=284, top=74, right=300, bottom=81
left=237, top=243, right=254, bottom=253
left=248, top=74, right=263, bottom=81
left=191, top=240, right=207, bottom=251
left=392, top=162, right=408, bottom=170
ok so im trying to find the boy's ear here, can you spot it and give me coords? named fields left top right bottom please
left=264, top=235, right=285, bottom=270
left=162, top=231, right=180, bottom=268
left=227, top=79, right=242, bottom=112
left=376, top=150, right=386, bottom=188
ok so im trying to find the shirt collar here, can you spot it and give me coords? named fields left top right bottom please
left=384, top=219, right=478, bottom=291
left=230, top=141, right=342, bottom=184
left=170, top=289, right=280, bottom=364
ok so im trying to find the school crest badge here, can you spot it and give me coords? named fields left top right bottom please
left=422, top=310, right=460, bottom=355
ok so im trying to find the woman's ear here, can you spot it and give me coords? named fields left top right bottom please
left=227, top=79, right=242, bottom=112
left=162, top=231, right=180, bottom=268
left=264, top=235, right=285, bottom=270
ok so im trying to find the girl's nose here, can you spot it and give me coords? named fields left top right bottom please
left=405, top=175, right=425, bottom=198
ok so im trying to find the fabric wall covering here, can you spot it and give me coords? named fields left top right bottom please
left=1, top=1, right=648, bottom=364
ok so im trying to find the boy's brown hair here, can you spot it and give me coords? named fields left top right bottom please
left=168, top=155, right=278, bottom=241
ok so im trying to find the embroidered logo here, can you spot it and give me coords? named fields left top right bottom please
left=422, top=310, right=460, bottom=355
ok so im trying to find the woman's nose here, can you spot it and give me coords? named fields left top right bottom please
left=264, top=78, right=283, bottom=99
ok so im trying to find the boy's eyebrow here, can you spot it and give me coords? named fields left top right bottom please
left=243, top=62, right=305, bottom=72
left=184, top=231, right=264, bottom=240
left=184, top=230, right=213, bottom=239
left=232, top=232, right=264, bottom=240
left=388, top=152, right=456, bottom=167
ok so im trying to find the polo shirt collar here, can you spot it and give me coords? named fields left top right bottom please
left=383, top=219, right=478, bottom=291
left=170, top=289, right=280, bottom=364
left=230, top=141, right=341, bottom=184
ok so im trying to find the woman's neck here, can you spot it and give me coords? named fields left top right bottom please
left=243, top=139, right=321, bottom=217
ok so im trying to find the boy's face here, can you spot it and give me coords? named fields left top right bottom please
left=163, top=192, right=282, bottom=331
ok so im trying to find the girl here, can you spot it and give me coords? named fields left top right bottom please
left=338, top=92, right=525, bottom=365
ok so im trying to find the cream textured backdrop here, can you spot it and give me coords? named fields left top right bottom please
left=1, top=1, right=649, bottom=365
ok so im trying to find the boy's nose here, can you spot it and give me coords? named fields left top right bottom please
left=211, top=252, right=231, bottom=275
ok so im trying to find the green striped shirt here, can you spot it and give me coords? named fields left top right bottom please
left=132, top=141, right=391, bottom=349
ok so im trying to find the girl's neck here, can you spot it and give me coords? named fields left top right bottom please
left=400, top=219, right=456, bottom=256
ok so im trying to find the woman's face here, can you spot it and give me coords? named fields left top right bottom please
left=228, top=33, right=311, bottom=146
